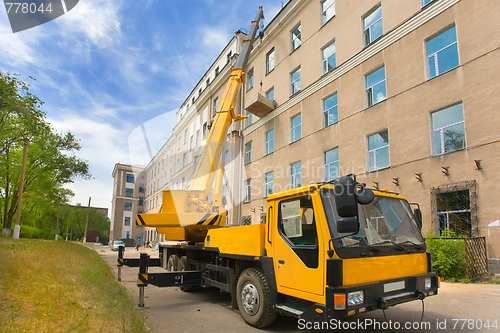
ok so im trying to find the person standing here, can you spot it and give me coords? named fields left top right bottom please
left=135, top=239, right=140, bottom=251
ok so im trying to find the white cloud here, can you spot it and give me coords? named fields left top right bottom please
left=202, top=26, right=231, bottom=53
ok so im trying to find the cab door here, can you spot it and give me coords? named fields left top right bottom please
left=269, top=194, right=325, bottom=298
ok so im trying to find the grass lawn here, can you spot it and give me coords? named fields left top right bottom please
left=0, top=238, right=146, bottom=332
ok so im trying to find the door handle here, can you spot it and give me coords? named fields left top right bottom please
left=278, top=260, right=285, bottom=265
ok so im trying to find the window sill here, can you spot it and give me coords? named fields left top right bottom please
left=290, top=138, right=302, bottom=145
left=426, top=65, right=459, bottom=81
left=365, top=98, right=387, bottom=110
left=265, top=68, right=274, bottom=76
left=369, top=166, right=390, bottom=173
left=431, top=147, right=466, bottom=157
left=320, top=15, right=335, bottom=29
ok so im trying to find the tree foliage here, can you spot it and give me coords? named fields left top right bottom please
left=1, top=71, right=92, bottom=237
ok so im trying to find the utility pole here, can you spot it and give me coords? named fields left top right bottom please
left=13, top=138, right=29, bottom=240
left=55, top=202, right=60, bottom=241
left=83, top=197, right=91, bottom=244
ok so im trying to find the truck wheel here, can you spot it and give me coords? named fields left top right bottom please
left=236, top=268, right=276, bottom=328
left=177, top=256, right=193, bottom=292
left=166, top=255, right=178, bottom=271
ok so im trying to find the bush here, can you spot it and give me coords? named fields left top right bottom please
left=19, top=225, right=54, bottom=240
left=426, top=230, right=467, bottom=280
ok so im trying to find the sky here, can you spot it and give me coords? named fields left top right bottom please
left=0, top=0, right=283, bottom=212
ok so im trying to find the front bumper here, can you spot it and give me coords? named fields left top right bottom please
left=300, top=273, right=438, bottom=322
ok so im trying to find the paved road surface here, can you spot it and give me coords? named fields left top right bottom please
left=91, top=244, right=500, bottom=332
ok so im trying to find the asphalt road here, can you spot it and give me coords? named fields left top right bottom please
left=91, top=245, right=500, bottom=333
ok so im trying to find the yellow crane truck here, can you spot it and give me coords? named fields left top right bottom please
left=135, top=6, right=438, bottom=328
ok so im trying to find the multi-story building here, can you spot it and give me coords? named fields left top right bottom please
left=241, top=0, right=500, bottom=263
left=109, top=163, right=146, bottom=243
left=131, top=0, right=499, bottom=267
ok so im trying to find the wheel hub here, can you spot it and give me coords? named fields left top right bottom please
left=241, top=282, right=259, bottom=315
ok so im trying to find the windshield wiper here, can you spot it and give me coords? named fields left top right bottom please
left=398, top=240, right=424, bottom=250
left=371, top=240, right=407, bottom=252
left=344, top=242, right=382, bottom=253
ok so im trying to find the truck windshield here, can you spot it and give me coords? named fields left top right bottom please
left=321, top=189, right=425, bottom=258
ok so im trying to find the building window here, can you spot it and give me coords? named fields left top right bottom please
left=426, top=26, right=459, bottom=79
left=126, top=173, right=135, bottom=183
left=266, top=130, right=274, bottom=155
left=181, top=178, right=185, bottom=189
left=139, top=183, right=145, bottom=193
left=324, top=148, right=339, bottom=182
left=437, top=190, right=471, bottom=237
left=192, top=97, right=195, bottom=104
left=177, top=137, right=181, bottom=150
left=215, top=66, right=220, bottom=76
left=184, top=129, right=188, bottom=143
left=266, top=87, right=274, bottom=101
left=321, top=0, right=335, bottom=24
left=366, top=66, right=386, bottom=107
left=431, top=103, right=465, bottom=155
left=422, top=0, right=435, bottom=6
left=206, top=78, right=210, bottom=87
left=227, top=50, right=232, bottom=63
left=244, top=179, right=251, bottom=203
left=138, top=197, right=144, bottom=206
left=203, top=122, right=208, bottom=140
left=213, top=97, right=219, bottom=117
left=196, top=129, right=200, bottom=147
left=183, top=153, right=187, bottom=167
left=290, top=67, right=301, bottom=95
left=364, top=6, right=383, bottom=46
left=291, top=113, right=302, bottom=143
left=265, top=172, right=273, bottom=197
left=291, top=161, right=302, bottom=189
left=247, top=68, right=254, bottom=91
left=324, top=93, right=338, bottom=127
left=189, top=136, right=193, bottom=151
left=368, top=130, right=389, bottom=172
left=245, top=141, right=252, bottom=164
left=125, top=188, right=134, bottom=198
left=322, top=41, right=336, bottom=74
left=124, top=217, right=130, bottom=226
left=266, top=48, right=275, bottom=74
left=198, top=88, right=202, bottom=97
left=291, top=24, right=301, bottom=51
left=246, top=110, right=252, bottom=127
left=124, top=202, right=133, bottom=211
left=176, top=159, right=180, bottom=172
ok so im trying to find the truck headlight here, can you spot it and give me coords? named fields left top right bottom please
left=425, top=278, right=432, bottom=290
left=347, top=291, right=364, bottom=306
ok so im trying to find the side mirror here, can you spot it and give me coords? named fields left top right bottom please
left=333, top=176, right=357, bottom=217
left=413, top=208, right=423, bottom=229
left=337, top=217, right=359, bottom=234
left=355, top=184, right=374, bottom=205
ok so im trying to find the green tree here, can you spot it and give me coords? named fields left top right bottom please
left=1, top=71, right=91, bottom=236
left=67, top=208, right=110, bottom=243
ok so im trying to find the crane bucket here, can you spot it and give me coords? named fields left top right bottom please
left=136, top=189, right=227, bottom=241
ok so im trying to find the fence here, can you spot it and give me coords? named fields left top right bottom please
left=441, top=237, right=488, bottom=280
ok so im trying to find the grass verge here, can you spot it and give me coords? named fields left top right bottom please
left=0, top=237, right=146, bottom=332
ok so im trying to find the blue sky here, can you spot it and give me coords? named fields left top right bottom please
left=0, top=0, right=282, bottom=211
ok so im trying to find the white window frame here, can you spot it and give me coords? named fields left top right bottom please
left=244, top=179, right=251, bottom=203
left=290, top=67, right=301, bottom=96
left=368, top=130, right=390, bottom=172
left=213, top=97, right=219, bottom=117
left=264, top=172, right=273, bottom=198
left=426, top=26, right=459, bottom=79
left=431, top=104, right=466, bottom=156
left=322, top=41, right=336, bottom=74
left=247, top=68, right=254, bottom=91
left=291, top=23, right=301, bottom=51
left=321, top=0, right=335, bottom=24
left=291, top=161, right=302, bottom=189
left=422, top=0, right=435, bottom=7
left=291, top=113, right=302, bottom=143
left=266, top=129, right=274, bottom=155
left=266, top=87, right=275, bottom=101
left=364, top=6, right=383, bottom=46
left=266, top=48, right=275, bottom=74
left=324, top=148, right=339, bottom=182
left=323, top=93, right=338, bottom=127
left=245, top=141, right=252, bottom=164
left=366, top=66, right=386, bottom=107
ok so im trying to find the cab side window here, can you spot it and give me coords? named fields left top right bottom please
left=278, top=195, right=318, bottom=268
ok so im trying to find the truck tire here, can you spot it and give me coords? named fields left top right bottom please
left=166, top=255, right=178, bottom=271
left=236, top=268, right=276, bottom=328
left=177, top=256, right=193, bottom=292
